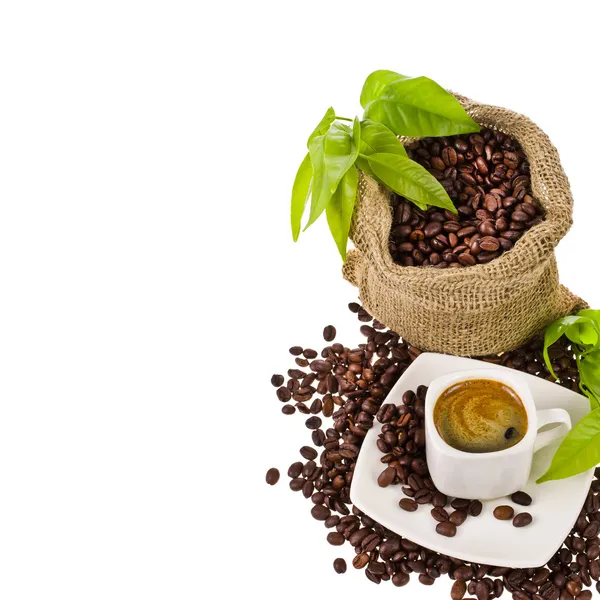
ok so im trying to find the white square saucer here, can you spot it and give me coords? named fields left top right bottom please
left=351, top=353, right=594, bottom=568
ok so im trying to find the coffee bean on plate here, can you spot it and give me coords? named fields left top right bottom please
left=493, top=505, right=515, bottom=520
left=513, top=512, right=533, bottom=527
left=436, top=522, right=457, bottom=537
left=511, top=491, right=532, bottom=506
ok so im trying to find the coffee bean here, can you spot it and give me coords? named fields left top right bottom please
left=431, top=507, right=449, bottom=522
left=282, top=405, right=295, bottom=415
left=333, top=558, right=347, bottom=574
left=451, top=498, right=470, bottom=510
left=323, top=325, right=336, bottom=342
left=353, top=553, right=369, bottom=569
left=289, top=346, right=303, bottom=356
left=276, top=386, right=291, bottom=402
left=271, top=374, right=284, bottom=387
left=289, top=478, right=305, bottom=491
left=513, top=512, right=533, bottom=527
left=566, top=579, right=582, bottom=596
left=451, top=580, right=467, bottom=600
left=494, top=505, right=514, bottom=520
left=399, top=498, right=418, bottom=512
left=300, top=446, right=318, bottom=460
left=436, top=522, right=457, bottom=537
left=305, top=416, right=322, bottom=429
left=511, top=491, right=533, bottom=506
left=449, top=509, right=468, bottom=526
left=311, top=504, right=331, bottom=521
left=377, top=467, right=396, bottom=488
left=266, top=468, right=280, bottom=485
left=468, top=500, right=483, bottom=516
left=327, top=532, right=345, bottom=546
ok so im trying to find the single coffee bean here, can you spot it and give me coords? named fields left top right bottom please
left=282, top=405, right=295, bottom=415
left=271, top=374, right=284, bottom=387
left=431, top=507, right=449, bottom=522
left=565, top=579, right=582, bottom=596
left=377, top=467, right=396, bottom=488
left=333, top=558, right=347, bottom=574
left=451, top=579, right=467, bottom=600
left=468, top=500, right=483, bottom=517
left=436, top=522, right=457, bottom=537
left=392, top=572, right=410, bottom=586
left=493, top=505, right=515, bottom=520
left=323, top=325, right=336, bottom=342
left=276, top=386, right=291, bottom=402
left=300, top=446, right=318, bottom=460
left=311, top=504, right=331, bottom=521
left=327, top=532, right=345, bottom=546
left=511, top=491, right=533, bottom=506
left=289, top=346, right=303, bottom=356
left=353, top=553, right=370, bottom=569
left=265, top=468, right=280, bottom=485
left=287, top=462, right=303, bottom=478
left=399, top=498, right=418, bottom=512
left=289, top=478, right=305, bottom=491
left=305, top=416, right=322, bottom=429
left=513, top=512, right=533, bottom=527
left=449, top=510, right=468, bottom=526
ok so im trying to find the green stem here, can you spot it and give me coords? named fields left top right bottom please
left=334, top=116, right=353, bottom=122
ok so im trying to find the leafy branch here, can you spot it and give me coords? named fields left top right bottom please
left=538, top=310, right=600, bottom=483
left=291, top=70, right=480, bottom=260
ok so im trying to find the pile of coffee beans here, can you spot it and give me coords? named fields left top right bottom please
left=388, top=129, right=543, bottom=268
left=267, top=302, right=599, bottom=599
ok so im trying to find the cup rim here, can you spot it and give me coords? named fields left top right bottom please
left=425, top=368, right=536, bottom=460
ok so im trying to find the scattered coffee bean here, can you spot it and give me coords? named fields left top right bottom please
left=399, top=498, right=418, bottom=512
left=513, top=512, right=533, bottom=528
left=289, top=346, right=303, bottom=356
left=468, top=500, right=483, bottom=517
left=327, top=532, right=345, bottom=546
left=287, top=462, right=303, bottom=478
left=305, top=416, right=322, bottom=429
left=436, top=522, right=457, bottom=537
left=511, top=491, right=533, bottom=506
left=282, top=405, right=295, bottom=415
left=311, top=504, right=331, bottom=521
left=451, top=579, right=467, bottom=600
left=323, top=325, right=337, bottom=342
left=265, top=468, right=280, bottom=485
left=333, top=558, right=347, bottom=574
left=377, top=467, right=396, bottom=488
left=449, top=509, right=468, bottom=526
left=300, top=446, right=318, bottom=460
left=271, top=374, right=284, bottom=387
left=493, top=505, right=515, bottom=520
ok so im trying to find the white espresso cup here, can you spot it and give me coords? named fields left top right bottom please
left=425, top=368, right=572, bottom=500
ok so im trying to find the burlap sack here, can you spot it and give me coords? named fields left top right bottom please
left=342, top=95, right=586, bottom=356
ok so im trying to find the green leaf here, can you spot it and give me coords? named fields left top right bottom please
left=367, top=152, right=456, bottom=213
left=305, top=122, right=359, bottom=229
left=359, top=119, right=407, bottom=158
left=326, top=166, right=358, bottom=261
left=360, top=70, right=410, bottom=109
left=543, top=316, right=600, bottom=378
left=355, top=155, right=373, bottom=177
left=290, top=152, right=313, bottom=241
left=363, top=75, right=480, bottom=137
left=307, top=107, right=336, bottom=147
left=579, top=351, right=600, bottom=408
left=537, top=408, right=600, bottom=483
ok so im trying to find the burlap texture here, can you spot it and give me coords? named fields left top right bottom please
left=343, top=95, right=586, bottom=356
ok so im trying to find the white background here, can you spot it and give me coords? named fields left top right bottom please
left=0, top=1, right=599, bottom=598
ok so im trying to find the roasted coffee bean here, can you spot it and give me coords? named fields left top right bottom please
left=333, top=558, right=347, bottom=574
left=282, top=405, right=295, bottom=415
left=300, top=446, right=318, bottom=461
left=289, top=478, right=305, bottom=492
left=320, top=325, right=336, bottom=342
left=305, top=416, right=322, bottom=429
left=511, top=491, right=533, bottom=506
left=493, top=505, right=515, bottom=520
left=276, top=386, right=291, bottom=402
left=451, top=580, right=467, bottom=600
left=392, top=572, right=410, bottom=586
left=399, top=498, right=418, bottom=512
left=468, top=500, right=483, bottom=517
left=266, top=468, right=280, bottom=485
left=513, top=512, right=533, bottom=527
left=436, top=522, right=457, bottom=537
left=288, top=462, right=303, bottom=478
left=431, top=507, right=449, bottom=522
left=271, top=374, right=284, bottom=387
left=449, top=509, right=468, bottom=526
left=289, top=346, right=303, bottom=356
left=311, top=504, right=331, bottom=521
left=377, top=467, right=396, bottom=488
left=327, top=532, right=345, bottom=546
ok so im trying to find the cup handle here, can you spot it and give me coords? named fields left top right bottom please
left=534, top=408, right=572, bottom=453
